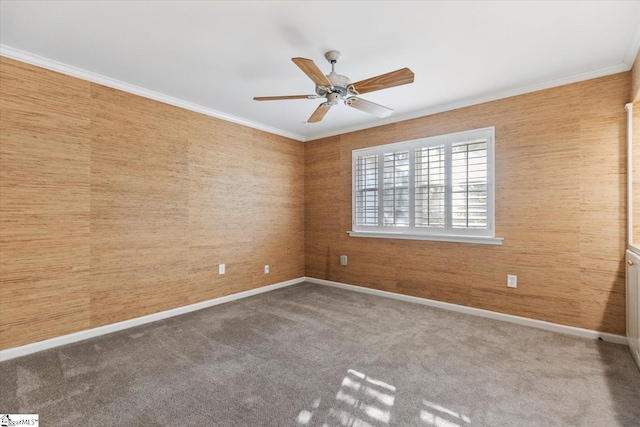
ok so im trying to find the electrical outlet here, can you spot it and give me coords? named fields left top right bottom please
left=219, top=264, right=225, bottom=275
left=264, top=264, right=269, bottom=274
left=507, top=274, right=517, bottom=288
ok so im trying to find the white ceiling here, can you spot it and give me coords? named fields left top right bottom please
left=1, top=1, right=640, bottom=141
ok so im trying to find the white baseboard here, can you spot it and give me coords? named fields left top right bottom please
left=0, top=277, right=305, bottom=362
left=304, top=277, right=628, bottom=345
left=1, top=275, right=627, bottom=362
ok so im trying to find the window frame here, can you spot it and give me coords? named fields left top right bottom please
left=349, top=127, right=502, bottom=245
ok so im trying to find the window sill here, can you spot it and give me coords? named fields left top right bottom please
left=347, top=231, right=503, bottom=245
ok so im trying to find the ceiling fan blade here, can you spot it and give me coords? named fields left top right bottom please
left=351, top=68, right=414, bottom=95
left=346, top=97, right=393, bottom=118
left=292, top=57, right=332, bottom=87
left=307, top=103, right=332, bottom=123
left=253, top=95, right=318, bottom=101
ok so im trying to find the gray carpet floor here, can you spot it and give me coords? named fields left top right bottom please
left=1, top=282, right=639, bottom=426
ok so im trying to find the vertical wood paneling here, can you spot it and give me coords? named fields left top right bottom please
left=0, top=57, right=91, bottom=348
left=0, top=54, right=631, bottom=349
left=187, top=118, right=304, bottom=301
left=247, top=129, right=305, bottom=287
left=0, top=58, right=305, bottom=350
left=89, top=85, right=191, bottom=327
left=305, top=72, right=630, bottom=334
left=305, top=136, right=341, bottom=280
left=578, top=76, right=628, bottom=333
left=188, top=114, right=255, bottom=301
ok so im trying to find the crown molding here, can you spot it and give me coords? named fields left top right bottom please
left=0, top=44, right=305, bottom=142
left=304, top=62, right=631, bottom=141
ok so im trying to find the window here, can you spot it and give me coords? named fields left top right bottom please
left=350, top=127, right=502, bottom=245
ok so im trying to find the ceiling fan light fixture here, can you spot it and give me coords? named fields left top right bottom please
left=326, top=92, right=341, bottom=105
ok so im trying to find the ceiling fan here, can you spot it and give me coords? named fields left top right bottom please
left=253, top=50, right=414, bottom=123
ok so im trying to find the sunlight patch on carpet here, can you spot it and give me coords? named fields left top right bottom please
left=296, top=369, right=395, bottom=426
left=420, top=399, right=471, bottom=426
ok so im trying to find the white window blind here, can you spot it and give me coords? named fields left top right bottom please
left=355, top=155, right=378, bottom=226
left=451, top=140, right=488, bottom=229
left=351, top=127, right=500, bottom=244
left=383, top=151, right=410, bottom=227
left=415, top=145, right=445, bottom=228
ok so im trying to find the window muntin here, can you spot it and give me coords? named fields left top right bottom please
left=352, top=127, right=495, bottom=239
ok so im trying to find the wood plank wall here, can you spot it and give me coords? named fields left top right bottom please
left=0, top=55, right=633, bottom=350
left=0, top=57, right=305, bottom=350
left=305, top=72, right=630, bottom=334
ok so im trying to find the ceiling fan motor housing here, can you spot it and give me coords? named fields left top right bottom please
left=316, top=72, right=352, bottom=98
